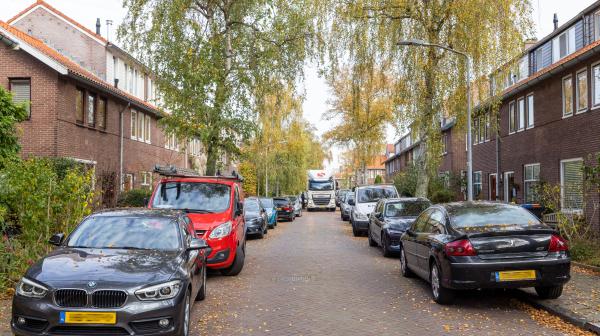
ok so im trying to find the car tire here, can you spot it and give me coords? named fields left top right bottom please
left=430, top=261, right=454, bottom=305
left=400, top=247, right=414, bottom=278
left=381, top=233, right=393, bottom=258
left=220, top=244, right=245, bottom=276
left=195, top=265, right=207, bottom=301
left=181, top=289, right=191, bottom=336
left=368, top=227, right=377, bottom=247
left=352, top=221, right=360, bottom=237
left=263, top=225, right=268, bottom=235
left=299, top=209, right=302, bottom=217
left=535, top=285, right=564, bottom=299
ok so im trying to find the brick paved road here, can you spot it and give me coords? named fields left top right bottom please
left=190, top=210, right=572, bottom=336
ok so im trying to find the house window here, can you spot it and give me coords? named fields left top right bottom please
left=9, top=78, right=31, bottom=117
left=517, top=97, right=525, bottom=131
left=87, top=93, right=96, bottom=126
left=473, top=118, right=479, bottom=144
left=593, top=64, right=600, bottom=108
left=473, top=171, right=482, bottom=199
left=484, top=113, right=490, bottom=141
left=141, top=171, right=152, bottom=188
left=595, top=11, right=600, bottom=41
left=563, top=75, right=573, bottom=117
left=75, top=88, right=85, bottom=122
left=576, top=69, right=588, bottom=112
left=561, top=159, right=583, bottom=211
left=138, top=111, right=145, bottom=141
left=524, top=164, right=540, bottom=203
left=124, top=174, right=134, bottom=191
left=145, top=114, right=151, bottom=143
left=97, top=98, right=106, bottom=129
left=553, top=27, right=576, bottom=61
left=509, top=101, right=516, bottom=133
left=526, top=94, right=534, bottom=128
left=131, top=110, right=137, bottom=139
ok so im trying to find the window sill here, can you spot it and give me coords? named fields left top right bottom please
left=562, top=114, right=573, bottom=119
left=576, top=108, right=589, bottom=115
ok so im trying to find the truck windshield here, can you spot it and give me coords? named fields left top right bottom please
left=152, top=182, right=231, bottom=213
left=309, top=180, right=334, bottom=191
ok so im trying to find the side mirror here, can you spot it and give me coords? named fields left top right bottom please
left=348, top=199, right=355, bottom=206
left=188, top=238, right=212, bottom=254
left=49, top=233, right=65, bottom=246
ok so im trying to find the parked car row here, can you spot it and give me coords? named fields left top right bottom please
left=338, top=184, right=572, bottom=305
left=11, top=167, right=305, bottom=336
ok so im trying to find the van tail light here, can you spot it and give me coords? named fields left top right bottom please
left=445, top=239, right=477, bottom=256
left=548, top=235, right=569, bottom=252
left=284, top=207, right=292, bottom=211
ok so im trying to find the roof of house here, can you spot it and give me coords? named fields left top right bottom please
left=8, top=0, right=108, bottom=45
left=0, top=20, right=162, bottom=116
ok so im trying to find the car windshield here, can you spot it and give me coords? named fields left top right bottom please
left=385, top=201, right=430, bottom=217
left=274, top=198, right=289, bottom=206
left=259, top=198, right=274, bottom=207
left=152, top=182, right=231, bottom=213
left=67, top=216, right=180, bottom=250
left=344, top=193, right=354, bottom=202
left=449, top=205, right=544, bottom=233
left=356, top=186, right=398, bottom=203
left=288, top=196, right=297, bottom=201
left=244, top=200, right=260, bottom=212
left=309, top=180, right=334, bottom=191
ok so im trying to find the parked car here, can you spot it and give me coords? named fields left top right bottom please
left=368, top=198, right=431, bottom=257
left=244, top=198, right=268, bottom=238
left=287, top=195, right=303, bottom=217
left=12, top=209, right=210, bottom=336
left=150, top=175, right=246, bottom=276
left=400, top=202, right=571, bottom=304
left=274, top=197, right=295, bottom=221
left=259, top=197, right=278, bottom=228
left=350, top=184, right=399, bottom=237
left=340, top=192, right=355, bottom=221
left=336, top=189, right=351, bottom=207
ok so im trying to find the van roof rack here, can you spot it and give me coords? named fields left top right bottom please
left=154, top=164, right=244, bottom=182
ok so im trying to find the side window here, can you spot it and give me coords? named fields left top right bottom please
left=180, top=218, right=192, bottom=245
left=234, top=186, right=240, bottom=214
left=427, top=210, right=446, bottom=234
left=412, top=210, right=432, bottom=233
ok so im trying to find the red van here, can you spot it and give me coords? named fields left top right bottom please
left=149, top=170, right=246, bottom=276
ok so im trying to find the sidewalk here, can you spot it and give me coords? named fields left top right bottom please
left=519, top=265, right=600, bottom=334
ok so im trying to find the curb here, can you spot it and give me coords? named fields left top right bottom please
left=572, top=261, right=600, bottom=273
left=517, top=290, right=600, bottom=334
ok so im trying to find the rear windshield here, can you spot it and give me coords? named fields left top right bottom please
left=288, top=196, right=297, bottom=201
left=449, top=206, right=543, bottom=232
left=385, top=201, right=430, bottom=217
left=344, top=193, right=354, bottom=202
left=259, top=198, right=274, bottom=207
left=67, top=216, right=180, bottom=250
left=274, top=198, right=289, bottom=206
left=152, top=182, right=231, bottom=213
left=356, top=186, right=398, bottom=203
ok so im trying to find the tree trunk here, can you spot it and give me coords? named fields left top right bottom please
left=205, top=143, right=218, bottom=175
left=414, top=141, right=429, bottom=197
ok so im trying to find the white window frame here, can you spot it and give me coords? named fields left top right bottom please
left=526, top=93, right=534, bottom=129
left=504, top=171, right=515, bottom=203
left=591, top=62, right=600, bottom=109
left=145, top=114, right=151, bottom=143
left=131, top=110, right=137, bottom=140
left=560, top=158, right=584, bottom=213
left=473, top=171, right=482, bottom=199
left=517, top=97, right=525, bottom=131
left=576, top=68, right=588, bottom=114
left=508, top=101, right=516, bottom=134
left=562, top=75, right=574, bottom=118
left=524, top=163, right=540, bottom=203
left=138, top=111, right=145, bottom=142
left=141, top=171, right=152, bottom=188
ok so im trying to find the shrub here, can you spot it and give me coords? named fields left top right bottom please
left=374, top=175, right=383, bottom=184
left=429, top=189, right=454, bottom=204
left=117, top=188, right=153, bottom=207
left=569, top=238, right=600, bottom=267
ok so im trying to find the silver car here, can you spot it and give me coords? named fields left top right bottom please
left=287, top=195, right=303, bottom=217
left=340, top=193, right=354, bottom=221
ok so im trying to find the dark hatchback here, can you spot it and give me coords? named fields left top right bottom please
left=400, top=202, right=570, bottom=304
left=12, top=209, right=210, bottom=336
left=273, top=197, right=295, bottom=222
left=368, top=198, right=431, bottom=257
left=244, top=198, right=268, bottom=238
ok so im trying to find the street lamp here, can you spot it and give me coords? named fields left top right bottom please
left=397, top=39, right=474, bottom=202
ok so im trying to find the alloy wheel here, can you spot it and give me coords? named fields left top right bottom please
left=202, top=266, right=207, bottom=298
left=400, top=249, right=407, bottom=272
left=183, top=291, right=191, bottom=336
left=431, top=264, right=440, bottom=299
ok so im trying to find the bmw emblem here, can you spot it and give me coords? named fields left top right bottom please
left=87, top=281, right=97, bottom=288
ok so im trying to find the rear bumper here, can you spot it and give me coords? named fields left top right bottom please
left=277, top=211, right=294, bottom=220
left=445, top=255, right=571, bottom=290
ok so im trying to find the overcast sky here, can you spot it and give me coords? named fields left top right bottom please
left=2, top=0, right=596, bottom=171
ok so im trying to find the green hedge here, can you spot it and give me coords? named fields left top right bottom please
left=117, top=188, right=153, bottom=207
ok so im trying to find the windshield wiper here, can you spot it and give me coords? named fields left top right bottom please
left=178, top=208, right=215, bottom=214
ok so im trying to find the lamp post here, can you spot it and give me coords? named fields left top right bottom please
left=397, top=38, right=473, bottom=201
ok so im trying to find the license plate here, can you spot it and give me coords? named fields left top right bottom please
left=277, top=208, right=282, bottom=210
left=495, top=270, right=536, bottom=282
left=60, top=311, right=116, bottom=324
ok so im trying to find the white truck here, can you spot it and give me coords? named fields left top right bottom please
left=306, top=170, right=336, bottom=211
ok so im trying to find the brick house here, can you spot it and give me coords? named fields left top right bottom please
left=0, top=2, right=209, bottom=206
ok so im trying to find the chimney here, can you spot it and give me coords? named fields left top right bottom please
left=553, top=13, right=559, bottom=31
left=524, top=38, right=538, bottom=51
left=96, top=18, right=101, bottom=36
left=114, top=78, right=119, bottom=88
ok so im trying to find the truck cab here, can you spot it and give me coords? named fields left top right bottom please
left=306, top=170, right=336, bottom=211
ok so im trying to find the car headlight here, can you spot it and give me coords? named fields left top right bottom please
left=209, top=221, right=232, bottom=239
left=16, top=277, right=48, bottom=299
left=135, top=280, right=181, bottom=301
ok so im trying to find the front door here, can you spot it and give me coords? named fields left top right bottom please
left=489, top=174, right=497, bottom=201
left=504, top=172, right=514, bottom=203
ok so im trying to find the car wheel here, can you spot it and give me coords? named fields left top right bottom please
left=263, top=224, right=268, bottom=235
left=430, top=261, right=454, bottom=304
left=381, top=233, right=393, bottom=258
left=400, top=247, right=413, bottom=278
left=299, top=209, right=302, bottom=217
left=368, top=227, right=377, bottom=247
left=181, top=289, right=191, bottom=336
left=352, top=221, right=360, bottom=237
left=220, top=244, right=245, bottom=276
left=535, top=285, right=564, bottom=299
left=256, top=228, right=264, bottom=239
left=195, top=265, right=207, bottom=301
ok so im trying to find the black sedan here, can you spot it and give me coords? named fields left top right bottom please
left=274, top=197, right=295, bottom=222
left=368, top=198, right=431, bottom=257
left=400, top=202, right=570, bottom=304
left=244, top=197, right=268, bottom=238
left=12, top=209, right=210, bottom=336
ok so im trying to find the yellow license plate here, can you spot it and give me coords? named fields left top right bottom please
left=496, top=270, right=536, bottom=281
left=277, top=208, right=282, bottom=210
left=60, top=311, right=116, bottom=324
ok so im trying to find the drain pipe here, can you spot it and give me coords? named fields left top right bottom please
left=495, top=132, right=500, bottom=201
